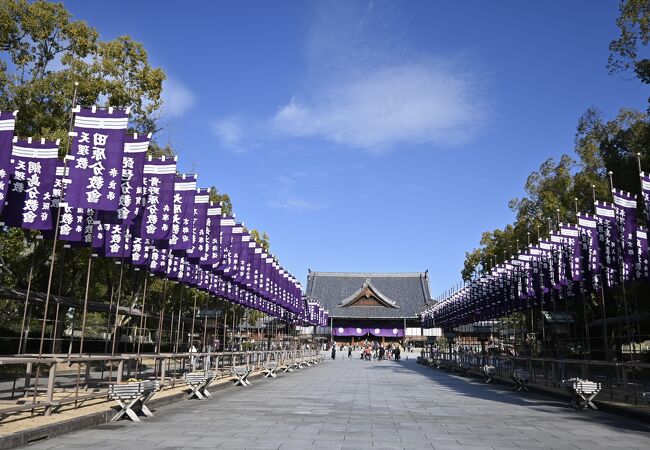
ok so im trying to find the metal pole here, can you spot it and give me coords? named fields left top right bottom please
left=17, top=237, right=38, bottom=354
left=609, top=172, right=635, bottom=360
left=37, top=82, right=78, bottom=356
left=136, top=273, right=149, bottom=356
left=174, top=284, right=184, bottom=353
left=223, top=308, right=228, bottom=352
left=110, top=258, right=127, bottom=356
left=212, top=297, right=218, bottom=349
left=156, top=278, right=167, bottom=353
left=592, top=184, right=611, bottom=360
left=78, top=246, right=97, bottom=355
left=190, top=290, right=197, bottom=347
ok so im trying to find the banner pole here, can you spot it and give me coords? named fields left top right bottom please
left=17, top=236, right=39, bottom=354
left=37, top=82, right=78, bottom=356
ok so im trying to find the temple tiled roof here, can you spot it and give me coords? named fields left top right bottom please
left=305, top=271, right=432, bottom=319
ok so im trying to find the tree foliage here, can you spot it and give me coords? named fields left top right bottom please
left=462, top=108, right=650, bottom=281
left=0, top=1, right=268, bottom=350
left=0, top=0, right=165, bottom=139
left=608, top=0, right=650, bottom=82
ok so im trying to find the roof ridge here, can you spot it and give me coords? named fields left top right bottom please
left=310, top=271, right=427, bottom=277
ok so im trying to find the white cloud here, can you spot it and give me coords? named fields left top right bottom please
left=265, top=171, right=327, bottom=211
left=273, top=61, right=487, bottom=152
left=268, top=198, right=325, bottom=211
left=211, top=117, right=244, bottom=152
left=161, top=76, right=196, bottom=118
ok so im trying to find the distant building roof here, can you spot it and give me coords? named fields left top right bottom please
left=306, top=271, right=432, bottom=319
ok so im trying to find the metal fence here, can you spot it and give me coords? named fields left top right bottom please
left=420, top=349, right=650, bottom=405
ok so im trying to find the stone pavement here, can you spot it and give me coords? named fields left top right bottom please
left=24, top=352, right=650, bottom=449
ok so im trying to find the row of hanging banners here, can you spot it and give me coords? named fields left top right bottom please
left=421, top=175, right=650, bottom=330
left=0, top=108, right=329, bottom=328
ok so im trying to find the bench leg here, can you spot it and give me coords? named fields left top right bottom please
left=202, top=385, right=213, bottom=398
left=112, top=398, right=141, bottom=423
left=140, top=402, right=155, bottom=418
left=187, top=385, right=205, bottom=399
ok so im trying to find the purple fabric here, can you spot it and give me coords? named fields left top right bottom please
left=104, top=223, right=132, bottom=258
left=332, top=326, right=405, bottom=337
left=613, top=189, right=637, bottom=282
left=200, top=204, right=221, bottom=267
left=66, top=108, right=128, bottom=211
left=169, top=175, right=196, bottom=251
left=3, top=139, right=59, bottom=230
left=636, top=225, right=648, bottom=280
left=139, top=158, right=176, bottom=240
left=0, top=111, right=17, bottom=214
left=149, top=247, right=168, bottom=274
left=186, top=188, right=209, bottom=260
left=118, top=133, right=149, bottom=224
left=595, top=201, right=620, bottom=287
left=577, top=213, right=601, bottom=291
left=560, top=224, right=582, bottom=282
left=58, top=206, right=93, bottom=243
left=165, top=253, right=181, bottom=279
left=130, top=236, right=151, bottom=266
left=91, top=218, right=106, bottom=249
left=642, top=172, right=650, bottom=225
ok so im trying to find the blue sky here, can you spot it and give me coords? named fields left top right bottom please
left=64, top=0, right=647, bottom=295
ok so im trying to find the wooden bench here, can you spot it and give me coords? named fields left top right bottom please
left=108, top=380, right=157, bottom=422
left=512, top=369, right=531, bottom=392
left=231, top=367, right=252, bottom=386
left=564, top=378, right=601, bottom=410
left=482, top=365, right=497, bottom=383
left=183, top=371, right=217, bottom=399
left=279, top=362, right=293, bottom=373
left=262, top=362, right=278, bottom=378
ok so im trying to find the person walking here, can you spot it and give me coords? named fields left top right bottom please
left=394, top=345, right=401, bottom=361
left=331, top=344, right=336, bottom=360
left=348, top=346, right=352, bottom=358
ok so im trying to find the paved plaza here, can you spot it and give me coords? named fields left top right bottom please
left=25, top=352, right=650, bottom=450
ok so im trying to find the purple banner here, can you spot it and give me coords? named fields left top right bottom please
left=642, top=172, right=650, bottom=225
left=595, top=201, right=620, bottom=287
left=66, top=107, right=128, bottom=211
left=186, top=189, right=210, bottom=260
left=0, top=111, right=17, bottom=214
left=200, top=204, right=221, bottom=267
left=560, top=224, right=582, bottom=282
left=613, top=189, right=637, bottom=282
left=636, top=225, right=648, bottom=280
left=3, top=138, right=59, bottom=230
left=577, top=213, right=601, bottom=291
left=130, top=236, right=151, bottom=266
left=118, top=133, right=149, bottom=224
left=104, top=223, right=132, bottom=258
left=139, top=157, right=176, bottom=240
left=169, top=174, right=196, bottom=251
left=332, top=326, right=405, bottom=337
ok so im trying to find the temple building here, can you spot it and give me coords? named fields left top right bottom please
left=305, top=271, right=437, bottom=345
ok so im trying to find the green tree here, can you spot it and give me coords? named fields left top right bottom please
left=0, top=0, right=165, bottom=140
left=608, top=0, right=650, bottom=86
left=208, top=186, right=233, bottom=216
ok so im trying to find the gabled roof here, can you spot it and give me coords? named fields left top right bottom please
left=306, top=271, right=432, bottom=319
left=338, top=279, right=399, bottom=308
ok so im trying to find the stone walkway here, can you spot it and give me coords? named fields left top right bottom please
left=25, top=352, right=650, bottom=449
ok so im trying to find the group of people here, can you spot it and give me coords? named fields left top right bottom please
left=330, top=342, right=408, bottom=361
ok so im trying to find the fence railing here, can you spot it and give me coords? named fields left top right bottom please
left=0, top=349, right=320, bottom=421
left=420, top=350, right=650, bottom=406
